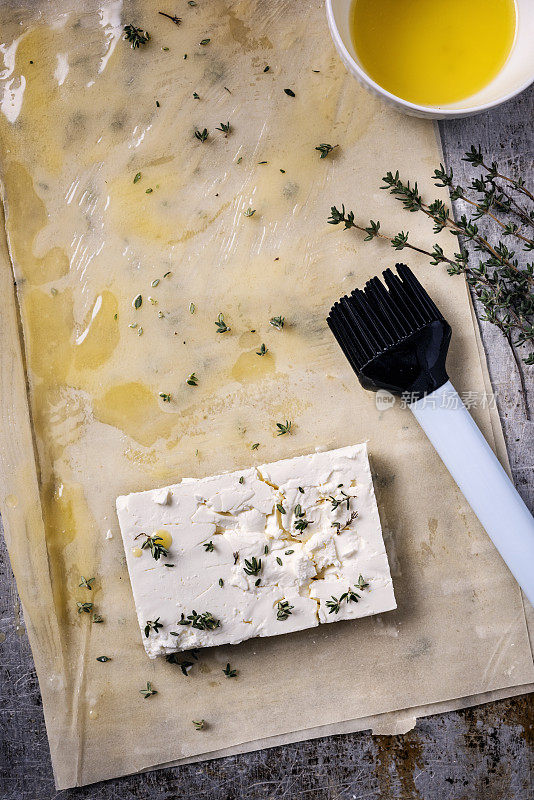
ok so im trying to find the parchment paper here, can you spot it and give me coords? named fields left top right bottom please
left=0, top=0, right=532, bottom=789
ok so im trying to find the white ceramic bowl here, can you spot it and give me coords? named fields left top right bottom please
left=326, top=0, right=534, bottom=119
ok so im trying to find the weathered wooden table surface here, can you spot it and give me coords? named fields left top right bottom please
left=1, top=85, right=533, bottom=800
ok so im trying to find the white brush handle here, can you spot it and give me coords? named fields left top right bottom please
left=409, top=380, right=534, bottom=607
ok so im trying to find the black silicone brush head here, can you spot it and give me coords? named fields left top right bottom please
left=327, top=264, right=451, bottom=400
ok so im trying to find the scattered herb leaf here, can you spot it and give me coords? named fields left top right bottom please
left=215, top=312, right=230, bottom=333
left=140, top=681, right=157, bottom=699
left=315, top=143, right=338, bottom=159
left=269, top=316, right=285, bottom=330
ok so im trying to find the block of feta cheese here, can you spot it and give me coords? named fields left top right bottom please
left=116, top=443, right=396, bottom=657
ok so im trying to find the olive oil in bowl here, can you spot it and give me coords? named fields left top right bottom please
left=350, top=0, right=517, bottom=107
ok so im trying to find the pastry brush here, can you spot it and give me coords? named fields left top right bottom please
left=328, top=263, right=534, bottom=606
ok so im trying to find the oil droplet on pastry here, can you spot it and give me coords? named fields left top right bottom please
left=154, top=529, right=172, bottom=550
left=23, top=288, right=73, bottom=383
left=88, top=698, right=100, bottom=720
left=5, top=494, right=18, bottom=509
left=93, top=382, right=178, bottom=447
left=3, top=164, right=69, bottom=284
left=231, top=349, right=275, bottom=383
left=74, top=291, right=119, bottom=371
left=132, top=547, right=143, bottom=558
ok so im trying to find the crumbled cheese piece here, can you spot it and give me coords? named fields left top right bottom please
left=116, top=443, right=396, bottom=657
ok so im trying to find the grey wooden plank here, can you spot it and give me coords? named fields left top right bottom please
left=1, top=85, right=533, bottom=800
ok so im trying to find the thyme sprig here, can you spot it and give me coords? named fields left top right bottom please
left=215, top=313, right=230, bottom=333
left=276, top=600, right=294, bottom=620
left=123, top=24, right=150, bottom=48
left=315, top=143, right=338, bottom=159
left=328, top=490, right=350, bottom=511
left=135, top=532, right=168, bottom=560
left=79, top=576, right=95, bottom=590
left=328, top=148, right=534, bottom=402
left=293, top=503, right=312, bottom=532
left=166, top=648, right=199, bottom=675
left=144, top=617, right=163, bottom=637
left=276, top=420, right=292, bottom=435
left=194, top=128, right=208, bottom=142
left=325, top=586, right=361, bottom=614
left=331, top=511, right=358, bottom=532
left=223, top=662, right=238, bottom=677
left=243, top=557, right=262, bottom=576
left=158, top=11, right=181, bottom=24
left=140, top=682, right=157, bottom=699
left=178, top=610, right=220, bottom=630
left=216, top=121, right=231, bottom=136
